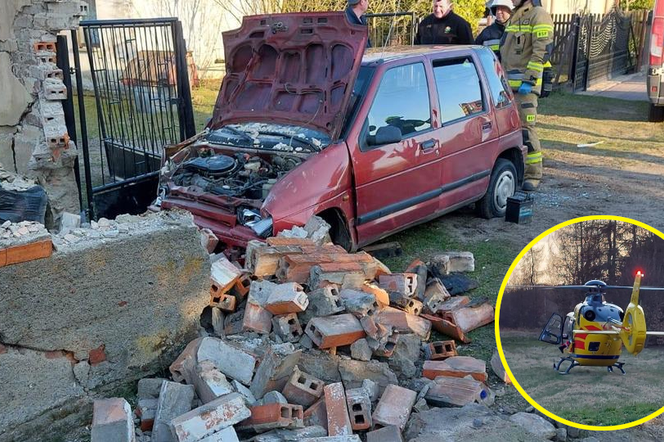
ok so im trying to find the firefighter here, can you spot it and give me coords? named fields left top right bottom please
left=500, top=0, right=553, bottom=191
left=414, top=0, right=474, bottom=45
left=475, top=0, right=513, bottom=57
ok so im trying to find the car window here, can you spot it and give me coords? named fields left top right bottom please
left=476, top=47, right=510, bottom=108
left=367, top=63, right=431, bottom=139
left=433, top=57, right=485, bottom=124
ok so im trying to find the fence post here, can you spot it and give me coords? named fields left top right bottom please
left=583, top=15, right=593, bottom=91
left=570, top=14, right=581, bottom=91
left=172, top=20, right=196, bottom=140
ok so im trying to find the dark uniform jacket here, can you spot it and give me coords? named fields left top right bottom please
left=475, top=21, right=506, bottom=57
left=414, top=11, right=473, bottom=45
left=345, top=6, right=372, bottom=48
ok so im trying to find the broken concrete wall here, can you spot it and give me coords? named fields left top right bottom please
left=0, top=211, right=210, bottom=441
left=0, top=0, right=87, bottom=227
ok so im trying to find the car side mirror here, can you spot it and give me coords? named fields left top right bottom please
left=367, top=125, right=402, bottom=146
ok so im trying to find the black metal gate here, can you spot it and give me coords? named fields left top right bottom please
left=365, top=12, right=417, bottom=47
left=573, top=10, right=637, bottom=91
left=63, top=18, right=195, bottom=220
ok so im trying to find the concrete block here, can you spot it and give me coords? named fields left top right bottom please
left=237, top=403, right=304, bottom=432
left=305, top=314, right=365, bottom=349
left=170, top=393, right=251, bottom=442
left=339, top=289, right=380, bottom=317
left=224, top=310, right=245, bottom=335
left=424, top=340, right=457, bottom=360
left=262, top=390, right=288, bottom=405
left=60, top=212, right=80, bottom=230
left=169, top=337, right=257, bottom=386
left=303, top=397, right=328, bottom=431
left=153, top=381, right=195, bottom=442
left=390, top=295, right=423, bottom=316
left=264, top=282, right=308, bottom=314
left=309, top=262, right=368, bottom=290
left=282, top=366, right=324, bottom=407
left=299, top=286, right=345, bottom=324
left=350, top=338, right=372, bottom=361
left=366, top=425, right=403, bottom=442
left=372, top=384, right=416, bottom=431
left=424, top=376, right=491, bottom=407
left=375, top=307, right=431, bottom=340
left=43, top=77, right=67, bottom=101
left=272, top=313, right=304, bottom=342
left=338, top=360, right=397, bottom=395
left=345, top=387, right=371, bottom=431
left=137, top=378, right=165, bottom=399
left=251, top=345, right=302, bottom=400
left=91, top=398, right=135, bottom=442
left=211, top=307, right=225, bottom=337
left=362, top=379, right=380, bottom=402
left=243, top=302, right=273, bottom=334
left=193, top=360, right=235, bottom=404
left=422, top=356, right=487, bottom=382
left=378, top=273, right=417, bottom=298
left=430, top=252, right=475, bottom=274
left=359, top=282, right=390, bottom=307
left=361, top=241, right=402, bottom=259
left=405, top=259, right=428, bottom=300
left=197, top=426, right=240, bottom=442
left=372, top=332, right=399, bottom=358
left=422, top=279, right=450, bottom=314
left=324, top=382, right=352, bottom=436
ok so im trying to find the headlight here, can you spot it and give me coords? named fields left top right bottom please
left=251, top=216, right=273, bottom=238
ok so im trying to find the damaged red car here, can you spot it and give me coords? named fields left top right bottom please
left=158, top=12, right=525, bottom=254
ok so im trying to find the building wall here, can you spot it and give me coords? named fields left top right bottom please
left=544, top=0, right=616, bottom=15
left=0, top=0, right=86, bottom=227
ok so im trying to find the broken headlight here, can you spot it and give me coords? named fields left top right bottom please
left=237, top=208, right=272, bottom=238
left=251, top=217, right=273, bottom=238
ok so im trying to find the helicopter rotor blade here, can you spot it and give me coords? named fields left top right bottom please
left=646, top=331, right=664, bottom=336
left=507, top=285, right=664, bottom=291
left=573, top=330, right=620, bottom=335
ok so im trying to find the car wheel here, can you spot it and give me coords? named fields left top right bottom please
left=648, top=103, right=664, bottom=123
left=477, top=158, right=517, bottom=219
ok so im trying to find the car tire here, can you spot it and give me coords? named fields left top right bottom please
left=649, top=103, right=664, bottom=123
left=477, top=158, right=517, bottom=219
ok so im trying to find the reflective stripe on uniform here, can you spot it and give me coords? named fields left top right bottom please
left=533, top=24, right=554, bottom=38
left=527, top=61, right=544, bottom=72
left=526, top=114, right=536, bottom=122
left=508, top=78, right=543, bottom=88
left=526, top=152, right=542, bottom=164
left=483, top=39, right=501, bottom=51
left=505, top=24, right=533, bottom=32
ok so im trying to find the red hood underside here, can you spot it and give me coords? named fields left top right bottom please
left=208, top=12, right=368, bottom=140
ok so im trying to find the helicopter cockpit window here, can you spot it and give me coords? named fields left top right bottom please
left=539, top=313, right=563, bottom=345
left=562, top=315, right=574, bottom=338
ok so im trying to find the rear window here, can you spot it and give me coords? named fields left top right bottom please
left=432, top=57, right=485, bottom=124
left=476, top=47, right=511, bottom=108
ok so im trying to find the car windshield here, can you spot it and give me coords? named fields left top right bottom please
left=206, top=122, right=331, bottom=153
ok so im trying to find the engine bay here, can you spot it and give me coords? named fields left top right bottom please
left=170, top=145, right=304, bottom=201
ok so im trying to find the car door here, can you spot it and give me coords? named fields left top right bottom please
left=429, top=52, right=501, bottom=210
left=351, top=61, right=444, bottom=246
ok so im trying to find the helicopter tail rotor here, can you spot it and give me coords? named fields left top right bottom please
left=620, top=271, right=647, bottom=356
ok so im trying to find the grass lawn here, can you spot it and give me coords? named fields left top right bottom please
left=501, top=333, right=664, bottom=426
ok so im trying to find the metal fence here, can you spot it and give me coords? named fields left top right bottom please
left=65, top=18, right=196, bottom=220
left=365, top=12, right=417, bottom=47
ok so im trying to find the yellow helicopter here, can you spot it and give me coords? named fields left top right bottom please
left=538, top=271, right=664, bottom=375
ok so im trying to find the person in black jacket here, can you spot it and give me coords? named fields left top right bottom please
left=345, top=0, right=372, bottom=48
left=475, top=0, right=513, bottom=57
left=414, top=0, right=473, bottom=45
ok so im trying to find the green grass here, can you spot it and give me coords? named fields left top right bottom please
left=501, top=333, right=664, bottom=426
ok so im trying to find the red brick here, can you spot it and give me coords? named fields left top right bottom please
left=372, top=384, right=416, bottom=431
left=267, top=237, right=316, bottom=247
left=360, top=316, right=389, bottom=341
left=405, top=259, right=428, bottom=300
left=33, top=42, right=56, bottom=52
left=425, top=340, right=457, bottom=360
left=360, top=283, right=390, bottom=307
left=210, top=290, right=236, bottom=311
left=425, top=376, right=490, bottom=407
left=345, top=388, right=371, bottom=431
left=366, top=425, right=403, bottom=442
left=444, top=302, right=494, bottom=333
left=373, top=332, right=399, bottom=358
left=422, top=356, right=487, bottom=382
left=237, top=403, right=304, bottom=432
left=89, top=344, right=106, bottom=366
left=305, top=314, right=365, bottom=349
left=378, top=273, right=417, bottom=297
left=491, top=350, right=511, bottom=384
left=0, top=343, right=6, bottom=355
left=309, top=263, right=368, bottom=290
left=303, top=397, right=328, bottom=431
left=324, top=382, right=352, bottom=436
left=282, top=366, right=324, bottom=407
left=265, top=283, right=309, bottom=315
left=272, top=313, right=304, bottom=343
left=231, top=273, right=252, bottom=299
left=439, top=295, right=471, bottom=313
left=224, top=310, right=245, bottom=335
left=420, top=313, right=470, bottom=343
left=276, top=252, right=376, bottom=284
left=210, top=256, right=242, bottom=295
left=200, top=228, right=219, bottom=253
left=375, top=307, right=431, bottom=340
left=242, top=303, right=272, bottom=334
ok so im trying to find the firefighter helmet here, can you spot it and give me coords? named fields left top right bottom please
left=488, top=0, right=514, bottom=15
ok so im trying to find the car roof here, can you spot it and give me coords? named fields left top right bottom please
left=362, top=45, right=480, bottom=66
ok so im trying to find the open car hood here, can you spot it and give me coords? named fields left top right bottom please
left=208, top=12, right=368, bottom=141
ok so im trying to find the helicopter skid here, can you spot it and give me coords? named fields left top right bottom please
left=607, top=361, right=626, bottom=375
left=553, top=356, right=580, bottom=375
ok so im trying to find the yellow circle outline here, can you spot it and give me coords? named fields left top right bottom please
left=495, top=215, right=664, bottom=431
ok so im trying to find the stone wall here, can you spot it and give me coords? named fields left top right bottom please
left=0, top=0, right=87, bottom=227
left=0, top=211, right=210, bottom=441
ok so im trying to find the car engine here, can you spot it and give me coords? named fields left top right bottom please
left=171, top=151, right=302, bottom=200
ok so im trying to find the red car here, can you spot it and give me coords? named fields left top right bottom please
left=159, top=12, right=525, bottom=255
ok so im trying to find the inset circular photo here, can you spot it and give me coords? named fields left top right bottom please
left=496, top=216, right=664, bottom=430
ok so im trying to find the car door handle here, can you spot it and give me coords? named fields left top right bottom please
left=420, top=139, right=436, bottom=151
left=482, top=122, right=492, bottom=131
